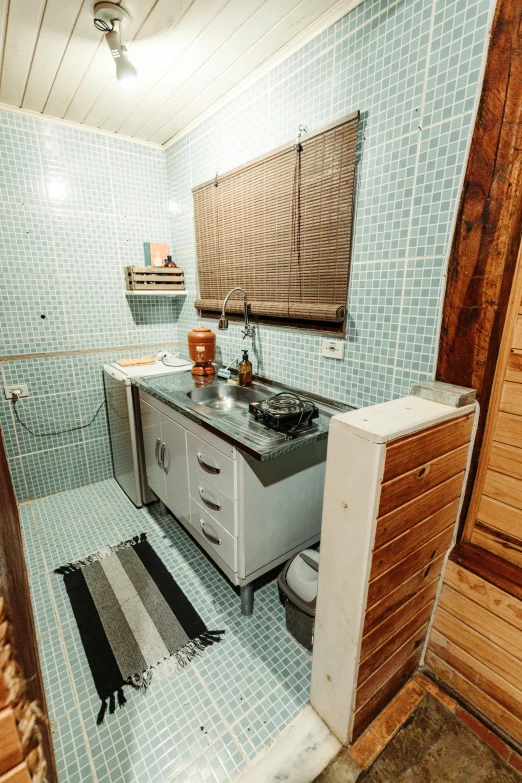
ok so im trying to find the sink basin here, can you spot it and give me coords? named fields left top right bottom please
left=187, top=384, right=268, bottom=412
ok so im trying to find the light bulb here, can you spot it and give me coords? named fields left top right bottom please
left=105, top=25, right=138, bottom=89
left=116, top=55, right=138, bottom=89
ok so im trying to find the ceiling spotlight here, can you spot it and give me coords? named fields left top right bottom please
left=93, top=2, right=137, bottom=89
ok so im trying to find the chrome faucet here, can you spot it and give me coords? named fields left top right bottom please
left=218, top=287, right=254, bottom=339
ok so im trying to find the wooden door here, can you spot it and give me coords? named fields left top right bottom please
left=0, top=429, right=57, bottom=782
left=463, top=240, right=522, bottom=565
left=139, top=398, right=165, bottom=500
left=161, top=414, right=190, bottom=524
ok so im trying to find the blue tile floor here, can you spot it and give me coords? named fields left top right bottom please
left=19, top=478, right=312, bottom=783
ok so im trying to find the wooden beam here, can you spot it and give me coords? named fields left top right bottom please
left=436, top=0, right=522, bottom=536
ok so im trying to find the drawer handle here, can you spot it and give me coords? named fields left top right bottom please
left=199, top=487, right=221, bottom=511
left=200, top=520, right=221, bottom=545
left=155, top=438, right=161, bottom=466
left=197, top=452, right=220, bottom=474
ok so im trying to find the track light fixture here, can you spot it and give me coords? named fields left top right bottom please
left=93, top=2, right=137, bottom=89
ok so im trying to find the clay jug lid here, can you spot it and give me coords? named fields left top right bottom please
left=192, top=325, right=212, bottom=333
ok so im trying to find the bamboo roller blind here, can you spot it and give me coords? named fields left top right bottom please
left=192, top=111, right=359, bottom=326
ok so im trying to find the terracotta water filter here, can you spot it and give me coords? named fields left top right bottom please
left=188, top=325, right=216, bottom=376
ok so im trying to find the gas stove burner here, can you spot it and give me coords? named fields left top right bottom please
left=248, top=391, right=319, bottom=437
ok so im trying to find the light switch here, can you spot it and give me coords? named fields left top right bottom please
left=321, top=340, right=344, bottom=359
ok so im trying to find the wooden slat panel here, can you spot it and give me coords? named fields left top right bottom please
left=483, top=469, right=522, bottom=511
left=379, top=444, right=468, bottom=517
left=352, top=647, right=423, bottom=740
left=429, top=628, right=522, bottom=721
left=0, top=709, right=22, bottom=776
left=0, top=671, right=7, bottom=710
left=426, top=649, right=522, bottom=744
left=433, top=607, right=522, bottom=691
left=359, top=601, right=433, bottom=683
left=489, top=441, right=522, bottom=480
left=383, top=414, right=473, bottom=482
left=374, top=473, right=464, bottom=549
left=367, top=526, right=454, bottom=609
left=449, top=541, right=522, bottom=602
left=512, top=316, right=522, bottom=349
left=370, top=499, right=458, bottom=581
left=477, top=495, right=522, bottom=540
left=361, top=581, right=437, bottom=664
left=364, top=554, right=445, bottom=634
left=493, top=411, right=522, bottom=448
left=0, top=763, right=32, bottom=783
left=505, top=351, right=522, bottom=383
left=21, top=0, right=83, bottom=113
left=356, top=623, right=428, bottom=710
left=0, top=0, right=46, bottom=106
left=438, top=585, right=522, bottom=661
left=500, top=381, right=522, bottom=416
left=444, top=560, right=522, bottom=633
left=471, top=523, right=522, bottom=569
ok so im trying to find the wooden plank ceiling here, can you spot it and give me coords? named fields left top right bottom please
left=0, top=0, right=353, bottom=146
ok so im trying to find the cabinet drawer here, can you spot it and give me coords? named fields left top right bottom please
left=190, top=498, right=236, bottom=571
left=186, top=432, right=237, bottom=499
left=188, top=465, right=236, bottom=536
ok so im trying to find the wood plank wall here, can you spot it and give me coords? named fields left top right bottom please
left=426, top=553, right=522, bottom=744
left=465, top=296, right=522, bottom=565
left=352, top=412, right=474, bottom=740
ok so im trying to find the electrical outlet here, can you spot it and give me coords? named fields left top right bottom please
left=4, top=384, right=29, bottom=400
left=321, top=340, right=344, bottom=359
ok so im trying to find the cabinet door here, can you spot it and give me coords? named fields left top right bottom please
left=161, top=414, right=190, bottom=524
left=139, top=399, right=165, bottom=499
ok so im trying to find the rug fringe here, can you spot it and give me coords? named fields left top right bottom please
left=125, top=630, right=226, bottom=692
left=54, top=533, right=148, bottom=574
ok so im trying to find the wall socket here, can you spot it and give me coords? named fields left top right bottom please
left=4, top=384, right=29, bottom=400
left=321, top=339, right=344, bottom=359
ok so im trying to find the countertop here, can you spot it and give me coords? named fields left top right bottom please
left=133, top=371, right=353, bottom=461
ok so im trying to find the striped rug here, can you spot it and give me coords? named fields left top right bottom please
left=55, top=533, right=224, bottom=724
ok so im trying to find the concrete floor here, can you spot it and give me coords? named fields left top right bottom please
left=315, top=695, right=522, bottom=783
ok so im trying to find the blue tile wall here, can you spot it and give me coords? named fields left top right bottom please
left=0, top=111, right=177, bottom=500
left=166, top=0, right=493, bottom=411
left=1, top=0, right=493, bottom=500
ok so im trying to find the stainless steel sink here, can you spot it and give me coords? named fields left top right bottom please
left=187, top=383, right=268, bottom=412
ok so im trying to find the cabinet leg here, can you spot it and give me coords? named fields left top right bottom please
left=240, top=583, right=254, bottom=616
left=159, top=501, right=168, bottom=516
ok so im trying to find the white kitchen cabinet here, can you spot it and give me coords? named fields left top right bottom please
left=161, top=415, right=190, bottom=524
left=138, top=389, right=325, bottom=614
left=140, top=399, right=164, bottom=500
left=139, top=398, right=190, bottom=524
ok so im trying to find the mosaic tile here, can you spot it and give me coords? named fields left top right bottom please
left=37, top=511, right=120, bottom=571
left=0, top=203, right=56, bottom=273
left=39, top=626, right=77, bottom=719
left=172, top=732, right=245, bottom=783
left=28, top=570, right=60, bottom=637
left=22, top=442, right=90, bottom=499
left=52, top=708, right=96, bottom=783
left=6, top=456, right=28, bottom=500
left=0, top=123, right=46, bottom=206
left=195, top=605, right=310, bottom=725
left=81, top=666, right=227, bottom=783
left=332, top=0, right=432, bottom=148
left=31, top=483, right=104, bottom=528
left=232, top=662, right=312, bottom=760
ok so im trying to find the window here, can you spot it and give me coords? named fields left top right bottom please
left=193, top=112, right=359, bottom=334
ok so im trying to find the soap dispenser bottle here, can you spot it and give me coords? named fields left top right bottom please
left=238, top=350, right=253, bottom=386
